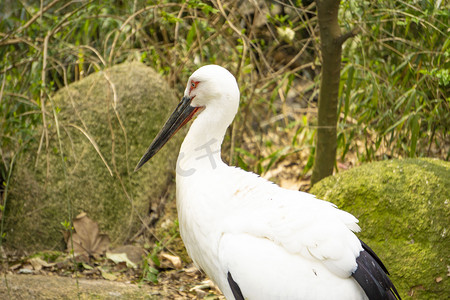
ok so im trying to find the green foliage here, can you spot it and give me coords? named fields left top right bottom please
left=1, top=0, right=322, bottom=183
left=338, top=0, right=449, bottom=162
left=141, top=220, right=181, bottom=284
left=0, top=0, right=240, bottom=155
left=141, top=242, right=162, bottom=284
left=141, top=262, right=159, bottom=284
left=60, top=220, right=71, bottom=231
left=1, top=0, right=448, bottom=176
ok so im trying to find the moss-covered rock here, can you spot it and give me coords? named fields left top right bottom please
left=311, top=158, right=449, bottom=299
left=6, top=62, right=182, bottom=251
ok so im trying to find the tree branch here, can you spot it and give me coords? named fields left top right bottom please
left=336, top=26, right=360, bottom=46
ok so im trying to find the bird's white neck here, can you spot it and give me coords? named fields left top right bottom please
left=177, top=105, right=231, bottom=175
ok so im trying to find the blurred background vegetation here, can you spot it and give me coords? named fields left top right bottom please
left=0, top=0, right=448, bottom=197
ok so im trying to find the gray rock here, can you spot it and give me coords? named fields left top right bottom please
left=6, top=62, right=182, bottom=251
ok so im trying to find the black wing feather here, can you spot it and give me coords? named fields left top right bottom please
left=360, top=239, right=389, bottom=274
left=352, top=239, right=401, bottom=300
left=227, top=271, right=244, bottom=300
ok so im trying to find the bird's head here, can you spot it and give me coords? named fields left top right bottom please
left=134, top=65, right=239, bottom=172
left=186, top=65, right=239, bottom=111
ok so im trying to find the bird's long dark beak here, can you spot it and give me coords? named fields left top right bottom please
left=134, top=96, right=201, bottom=172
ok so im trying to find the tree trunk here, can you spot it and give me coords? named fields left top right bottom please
left=311, top=0, right=357, bottom=186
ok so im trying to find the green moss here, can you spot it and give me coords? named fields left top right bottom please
left=6, top=62, right=182, bottom=251
left=311, top=158, right=450, bottom=299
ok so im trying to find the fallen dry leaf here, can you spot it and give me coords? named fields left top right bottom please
left=18, top=268, right=33, bottom=274
left=106, top=252, right=137, bottom=269
left=66, top=212, right=110, bottom=259
left=9, top=263, right=22, bottom=271
left=99, top=267, right=118, bottom=281
left=29, top=257, right=56, bottom=271
left=107, top=245, right=145, bottom=266
left=18, top=264, right=33, bottom=274
left=160, top=252, right=182, bottom=269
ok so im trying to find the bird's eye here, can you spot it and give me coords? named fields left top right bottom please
left=189, top=81, right=199, bottom=93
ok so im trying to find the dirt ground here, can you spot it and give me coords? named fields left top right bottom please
left=0, top=271, right=224, bottom=300
left=1, top=274, right=155, bottom=299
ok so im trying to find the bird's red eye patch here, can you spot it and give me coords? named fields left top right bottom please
left=189, top=80, right=200, bottom=94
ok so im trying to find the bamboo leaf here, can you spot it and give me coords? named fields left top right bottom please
left=383, top=114, right=409, bottom=135
left=186, top=20, right=197, bottom=48
left=409, top=114, right=420, bottom=157
left=344, top=66, right=355, bottom=119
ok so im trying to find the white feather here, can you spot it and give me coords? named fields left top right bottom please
left=173, top=65, right=368, bottom=299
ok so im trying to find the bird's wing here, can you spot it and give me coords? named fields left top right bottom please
left=223, top=170, right=363, bottom=279
left=352, top=240, right=401, bottom=299
left=219, top=169, right=400, bottom=299
left=217, top=231, right=367, bottom=299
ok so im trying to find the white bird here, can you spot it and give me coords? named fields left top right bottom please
left=135, top=65, right=401, bottom=300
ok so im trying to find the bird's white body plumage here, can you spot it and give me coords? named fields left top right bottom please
left=177, top=164, right=368, bottom=299
left=174, top=65, right=369, bottom=299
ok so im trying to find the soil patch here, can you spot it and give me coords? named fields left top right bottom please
left=1, top=271, right=224, bottom=300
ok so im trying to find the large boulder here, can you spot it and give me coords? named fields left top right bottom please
left=311, top=158, right=449, bottom=299
left=5, top=62, right=182, bottom=251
